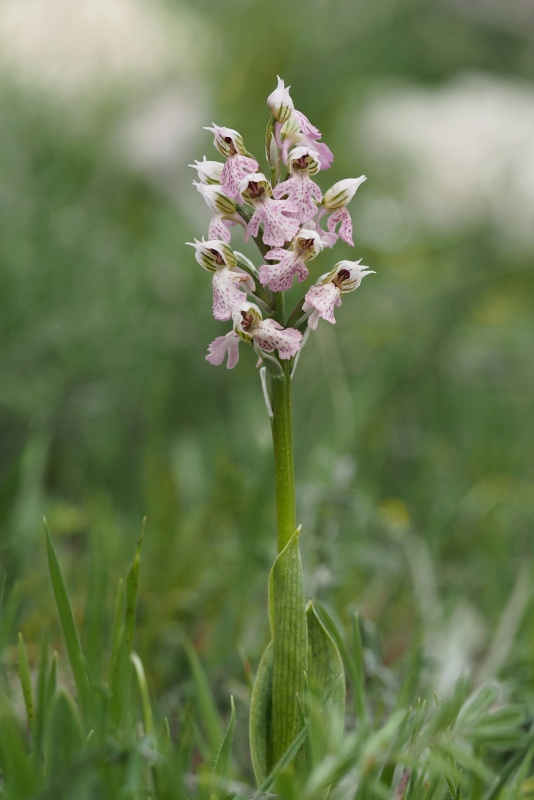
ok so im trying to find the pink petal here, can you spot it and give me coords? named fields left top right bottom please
left=303, top=283, right=341, bottom=325
left=221, top=154, right=258, bottom=199
left=254, top=319, right=303, bottom=359
left=208, top=215, right=232, bottom=242
left=212, top=269, right=252, bottom=321
left=293, top=110, right=321, bottom=139
left=259, top=249, right=309, bottom=291
left=206, top=331, right=241, bottom=368
left=273, top=175, right=322, bottom=225
left=256, top=199, right=300, bottom=247
left=312, top=141, right=334, bottom=171
left=327, top=207, right=353, bottom=246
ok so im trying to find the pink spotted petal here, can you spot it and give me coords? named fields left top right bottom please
left=212, top=268, right=253, bottom=321
left=303, top=283, right=341, bottom=326
left=273, top=175, right=322, bottom=225
left=327, top=207, right=353, bottom=246
left=259, top=249, right=309, bottom=291
left=221, top=154, right=258, bottom=199
left=254, top=319, right=303, bottom=359
left=208, top=215, right=232, bottom=242
left=250, top=198, right=300, bottom=247
left=311, top=141, right=334, bottom=171
left=293, top=110, right=321, bottom=140
left=206, top=331, right=241, bottom=368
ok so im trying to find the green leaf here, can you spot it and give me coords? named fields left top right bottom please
left=109, top=522, right=144, bottom=727
left=250, top=640, right=274, bottom=785
left=18, top=631, right=36, bottom=739
left=45, top=520, right=90, bottom=717
left=183, top=635, right=224, bottom=752
left=210, top=695, right=237, bottom=798
left=0, top=700, right=36, bottom=798
left=269, top=527, right=307, bottom=769
left=131, top=651, right=154, bottom=736
left=46, top=689, right=86, bottom=776
left=306, top=601, right=346, bottom=750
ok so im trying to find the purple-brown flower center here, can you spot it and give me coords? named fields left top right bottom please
left=247, top=181, right=266, bottom=200
left=332, top=268, right=350, bottom=288
left=223, top=136, right=238, bottom=156
left=209, top=248, right=226, bottom=266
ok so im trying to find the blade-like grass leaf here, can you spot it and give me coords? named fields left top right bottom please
left=250, top=640, right=274, bottom=785
left=45, top=520, right=90, bottom=717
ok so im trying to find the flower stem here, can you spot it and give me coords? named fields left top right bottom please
left=271, top=292, right=296, bottom=553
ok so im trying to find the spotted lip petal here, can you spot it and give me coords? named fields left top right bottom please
left=254, top=319, right=303, bottom=359
left=273, top=173, right=322, bottom=225
left=212, top=268, right=255, bottom=321
left=258, top=248, right=309, bottom=292
left=221, top=154, right=259, bottom=200
left=303, top=283, right=341, bottom=327
left=206, top=331, right=241, bottom=369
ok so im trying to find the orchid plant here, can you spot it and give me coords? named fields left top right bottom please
left=188, top=77, right=374, bottom=784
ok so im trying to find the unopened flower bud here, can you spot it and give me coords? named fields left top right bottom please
left=186, top=239, right=237, bottom=272
left=323, top=176, right=367, bottom=210
left=279, top=116, right=300, bottom=141
left=267, top=76, right=294, bottom=123
left=189, top=156, right=224, bottom=184
left=204, top=124, right=247, bottom=158
left=194, top=181, right=237, bottom=215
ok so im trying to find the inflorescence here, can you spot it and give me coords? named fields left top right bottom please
left=188, top=77, right=375, bottom=372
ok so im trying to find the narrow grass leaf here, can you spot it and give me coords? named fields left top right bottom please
left=131, top=651, right=154, bottom=736
left=183, top=635, right=224, bottom=752
left=211, top=695, right=237, bottom=796
left=44, top=521, right=90, bottom=717
left=18, top=631, right=36, bottom=739
left=0, top=702, right=36, bottom=798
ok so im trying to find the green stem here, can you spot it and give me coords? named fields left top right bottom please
left=270, top=292, right=296, bottom=553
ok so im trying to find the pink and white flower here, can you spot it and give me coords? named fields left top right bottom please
left=272, top=147, right=322, bottom=224
left=186, top=238, right=255, bottom=321
left=267, top=76, right=294, bottom=123
left=206, top=302, right=303, bottom=369
left=276, top=109, right=334, bottom=171
left=193, top=181, right=247, bottom=243
left=303, top=260, right=375, bottom=330
left=259, top=228, right=323, bottom=292
left=233, top=302, right=303, bottom=359
left=317, top=176, right=367, bottom=246
left=204, top=124, right=258, bottom=200
left=239, top=173, right=300, bottom=248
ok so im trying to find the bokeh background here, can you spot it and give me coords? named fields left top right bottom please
left=1, top=0, right=533, bottom=727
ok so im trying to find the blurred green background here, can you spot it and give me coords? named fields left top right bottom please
left=1, top=0, right=533, bottom=717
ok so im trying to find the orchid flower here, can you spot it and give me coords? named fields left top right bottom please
left=204, top=124, right=259, bottom=201
left=272, top=147, right=322, bottom=225
left=303, top=259, right=375, bottom=330
left=239, top=173, right=300, bottom=248
left=193, top=181, right=247, bottom=243
left=259, top=228, right=323, bottom=292
left=274, top=102, right=334, bottom=171
left=316, top=176, right=367, bottom=246
left=206, top=302, right=302, bottom=369
left=186, top=239, right=255, bottom=321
